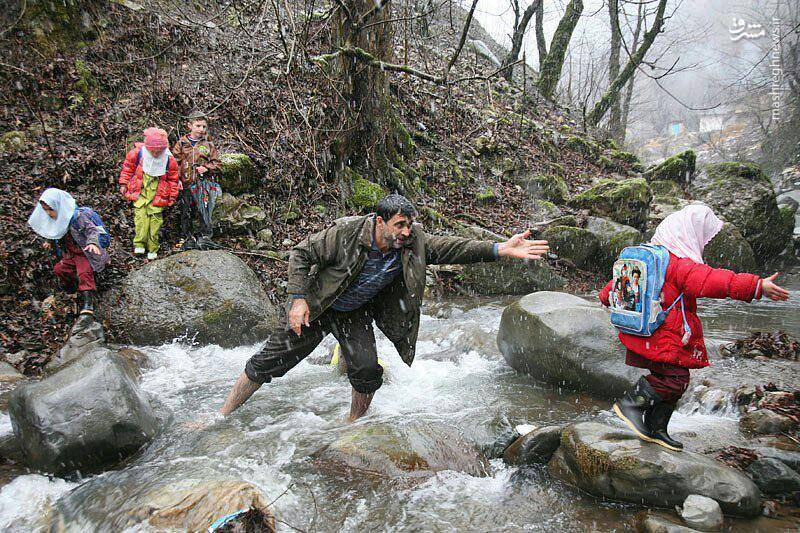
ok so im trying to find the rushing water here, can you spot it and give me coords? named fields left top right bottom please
left=0, top=271, right=798, bottom=531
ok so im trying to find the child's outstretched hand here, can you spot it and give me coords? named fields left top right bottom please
left=762, top=272, right=790, bottom=301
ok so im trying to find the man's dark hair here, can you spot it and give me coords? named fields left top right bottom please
left=632, top=267, right=641, bottom=277
left=376, top=194, right=417, bottom=221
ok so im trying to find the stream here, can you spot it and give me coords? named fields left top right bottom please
left=0, top=270, right=798, bottom=531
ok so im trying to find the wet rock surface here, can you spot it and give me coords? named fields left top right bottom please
left=45, top=318, right=105, bottom=374
left=8, top=350, right=159, bottom=476
left=314, top=422, right=489, bottom=479
left=584, top=216, right=642, bottom=271
left=45, top=464, right=274, bottom=531
left=746, top=457, right=800, bottom=496
left=497, top=292, right=639, bottom=399
left=635, top=511, right=702, bottom=533
left=548, top=422, right=762, bottom=517
left=703, top=222, right=758, bottom=273
left=540, top=225, right=600, bottom=270
left=101, top=250, right=279, bottom=347
left=502, top=425, right=563, bottom=465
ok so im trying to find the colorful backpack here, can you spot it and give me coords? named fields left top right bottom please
left=609, top=244, right=691, bottom=342
left=73, top=207, right=111, bottom=249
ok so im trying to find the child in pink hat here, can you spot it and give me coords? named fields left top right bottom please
left=119, top=128, right=180, bottom=260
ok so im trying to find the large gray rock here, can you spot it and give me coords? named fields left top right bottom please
left=497, top=292, right=639, bottom=399
left=636, top=512, right=701, bottom=533
left=584, top=216, right=642, bottom=271
left=569, top=178, right=652, bottom=230
left=703, top=222, right=758, bottom=273
left=751, top=446, right=800, bottom=473
left=8, top=350, right=159, bottom=476
left=212, top=193, right=268, bottom=235
left=45, top=464, right=274, bottom=531
left=215, top=153, right=257, bottom=194
left=740, top=408, right=796, bottom=436
left=540, top=225, right=600, bottom=270
left=315, top=422, right=488, bottom=479
left=746, top=458, right=800, bottom=496
left=680, top=494, right=723, bottom=531
left=691, top=162, right=791, bottom=261
left=549, top=422, right=761, bottom=517
left=457, top=226, right=566, bottom=295
left=101, top=250, right=279, bottom=347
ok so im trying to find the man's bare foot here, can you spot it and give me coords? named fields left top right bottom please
left=346, top=389, right=374, bottom=423
left=220, top=372, right=262, bottom=416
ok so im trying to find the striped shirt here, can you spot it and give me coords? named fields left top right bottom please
left=330, top=240, right=402, bottom=312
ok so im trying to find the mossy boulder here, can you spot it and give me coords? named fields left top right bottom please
left=530, top=199, right=564, bottom=225
left=643, top=150, right=696, bottom=184
left=649, top=180, right=683, bottom=198
left=216, top=153, right=257, bottom=194
left=548, top=422, right=761, bottom=517
left=0, top=131, right=26, bottom=154
left=565, top=135, right=600, bottom=159
left=691, top=162, right=791, bottom=261
left=584, top=216, right=642, bottom=271
left=100, top=251, right=279, bottom=347
left=570, top=178, right=653, bottom=230
left=516, top=173, right=569, bottom=204
left=350, top=176, right=385, bottom=210
left=540, top=226, right=600, bottom=270
left=457, top=226, right=566, bottom=295
left=703, top=222, right=758, bottom=272
left=212, top=193, right=267, bottom=235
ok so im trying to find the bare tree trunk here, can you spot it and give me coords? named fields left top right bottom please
left=502, top=0, right=541, bottom=82
left=586, top=0, right=667, bottom=127
left=535, top=0, right=547, bottom=69
left=619, top=1, right=644, bottom=144
left=537, top=0, right=583, bottom=100
left=607, top=0, right=623, bottom=141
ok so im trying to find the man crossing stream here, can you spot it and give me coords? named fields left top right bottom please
left=219, top=194, right=550, bottom=421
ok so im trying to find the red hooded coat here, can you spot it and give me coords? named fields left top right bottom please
left=599, top=254, right=762, bottom=368
left=119, top=143, right=181, bottom=207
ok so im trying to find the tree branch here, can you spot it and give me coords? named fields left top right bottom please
left=444, top=0, right=480, bottom=79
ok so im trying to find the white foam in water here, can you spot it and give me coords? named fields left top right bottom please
left=0, top=413, right=13, bottom=437
left=0, top=475, right=77, bottom=530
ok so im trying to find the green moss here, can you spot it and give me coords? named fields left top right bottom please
left=530, top=174, right=569, bottom=204
left=540, top=226, right=600, bottom=269
left=643, top=150, right=696, bottom=183
left=604, top=138, right=620, bottom=150
left=649, top=180, right=682, bottom=197
left=217, top=153, right=257, bottom=194
left=74, top=59, right=94, bottom=94
left=705, top=161, right=770, bottom=184
left=351, top=176, right=386, bottom=209
left=778, top=205, right=797, bottom=237
left=598, top=155, right=619, bottom=171
left=548, top=162, right=565, bottom=176
left=475, top=187, right=497, bottom=204
left=570, top=178, right=652, bottom=229
left=608, top=149, right=640, bottom=165
left=565, top=135, right=599, bottom=158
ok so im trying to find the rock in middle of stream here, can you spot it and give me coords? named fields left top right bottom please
left=8, top=349, right=159, bottom=476
left=548, top=422, right=762, bottom=517
left=497, top=291, right=640, bottom=399
left=315, top=422, right=489, bottom=479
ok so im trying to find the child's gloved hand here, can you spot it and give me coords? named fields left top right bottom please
left=119, top=185, right=127, bottom=195
left=762, top=272, right=790, bottom=301
left=42, top=241, right=51, bottom=250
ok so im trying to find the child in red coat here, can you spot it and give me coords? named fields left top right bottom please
left=599, top=205, right=789, bottom=451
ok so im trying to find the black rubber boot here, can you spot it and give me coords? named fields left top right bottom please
left=613, top=376, right=659, bottom=443
left=79, top=290, right=95, bottom=316
left=646, top=402, right=683, bottom=451
left=180, top=237, right=198, bottom=251
left=197, top=236, right=222, bottom=250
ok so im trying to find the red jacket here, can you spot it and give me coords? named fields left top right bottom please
left=119, top=143, right=181, bottom=207
left=599, top=254, right=763, bottom=369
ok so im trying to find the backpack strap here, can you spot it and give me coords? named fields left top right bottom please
left=662, top=293, right=692, bottom=345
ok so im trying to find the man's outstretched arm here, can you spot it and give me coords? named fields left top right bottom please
left=220, top=372, right=262, bottom=415
left=425, top=230, right=548, bottom=265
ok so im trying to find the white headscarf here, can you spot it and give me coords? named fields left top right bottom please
left=28, top=188, right=77, bottom=240
left=651, top=204, right=724, bottom=264
left=141, top=146, right=171, bottom=177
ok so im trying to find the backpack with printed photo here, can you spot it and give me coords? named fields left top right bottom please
left=609, top=244, right=690, bottom=340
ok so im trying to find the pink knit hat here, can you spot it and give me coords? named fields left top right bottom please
left=143, top=127, right=169, bottom=150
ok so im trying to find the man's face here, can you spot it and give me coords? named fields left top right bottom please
left=189, top=120, right=207, bottom=139
left=377, top=213, right=412, bottom=249
left=633, top=273, right=640, bottom=282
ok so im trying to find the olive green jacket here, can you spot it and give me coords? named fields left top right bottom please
left=287, top=215, right=497, bottom=365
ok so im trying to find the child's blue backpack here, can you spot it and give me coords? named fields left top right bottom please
left=609, top=244, right=690, bottom=341
left=73, top=207, right=111, bottom=249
